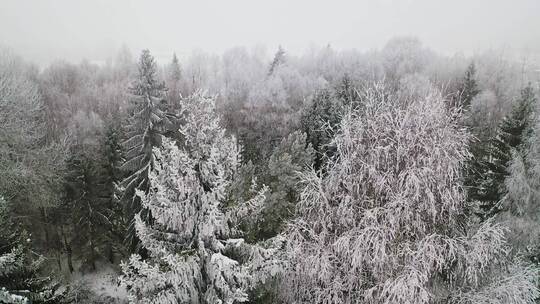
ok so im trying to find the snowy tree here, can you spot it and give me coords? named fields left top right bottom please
left=459, top=62, right=480, bottom=109
left=120, top=93, right=283, bottom=304
left=114, top=44, right=136, bottom=81
left=502, top=87, right=540, bottom=261
left=165, top=53, right=182, bottom=107
left=0, top=48, right=66, bottom=266
left=268, top=46, right=286, bottom=76
left=119, top=49, right=173, bottom=250
left=282, top=83, right=539, bottom=304
left=381, top=37, right=434, bottom=85
left=0, top=196, right=64, bottom=303
left=168, top=53, right=182, bottom=84
left=300, top=89, right=344, bottom=170
left=240, top=131, right=315, bottom=240
left=220, top=47, right=266, bottom=105
left=62, top=146, right=116, bottom=272
left=248, top=74, right=288, bottom=108
left=102, top=120, right=127, bottom=263
left=335, top=73, right=359, bottom=107
left=471, top=85, right=536, bottom=219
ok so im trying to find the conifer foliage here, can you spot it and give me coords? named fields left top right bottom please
left=0, top=196, right=64, bottom=304
left=283, top=84, right=539, bottom=304
left=62, top=146, right=116, bottom=271
left=268, top=46, right=286, bottom=76
left=165, top=53, right=182, bottom=107
left=120, top=93, right=282, bottom=304
left=120, top=50, right=174, bottom=251
left=502, top=87, right=540, bottom=261
left=459, top=62, right=480, bottom=109
left=300, top=89, right=344, bottom=170
left=470, top=85, right=536, bottom=219
left=120, top=49, right=171, bottom=209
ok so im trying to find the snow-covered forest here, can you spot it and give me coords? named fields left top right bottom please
left=2, top=1, right=540, bottom=303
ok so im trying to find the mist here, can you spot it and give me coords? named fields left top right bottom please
left=2, top=1, right=540, bottom=303
left=2, top=0, right=540, bottom=65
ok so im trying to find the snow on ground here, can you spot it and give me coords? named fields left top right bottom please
left=69, top=264, right=128, bottom=303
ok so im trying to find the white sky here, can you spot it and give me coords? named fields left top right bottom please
left=1, top=0, right=539, bottom=65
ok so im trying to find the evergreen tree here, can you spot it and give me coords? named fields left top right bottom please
left=62, top=147, right=113, bottom=272
left=241, top=131, right=315, bottom=241
left=168, top=53, right=182, bottom=83
left=119, top=50, right=172, bottom=251
left=472, top=85, right=536, bottom=219
left=335, top=73, right=359, bottom=107
left=460, top=62, right=486, bottom=217
left=283, top=84, right=539, bottom=304
left=120, top=94, right=283, bottom=303
left=165, top=53, right=182, bottom=109
left=460, top=62, right=480, bottom=109
left=268, top=46, right=286, bottom=76
left=0, top=196, right=64, bottom=303
left=300, top=89, right=343, bottom=170
left=0, top=48, right=66, bottom=258
left=504, top=110, right=540, bottom=263
left=102, top=121, right=127, bottom=263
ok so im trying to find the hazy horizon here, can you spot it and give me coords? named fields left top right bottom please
left=2, top=0, right=540, bottom=66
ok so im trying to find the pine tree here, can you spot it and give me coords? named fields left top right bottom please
left=119, top=50, right=172, bottom=251
left=119, top=93, right=283, bottom=303
left=0, top=196, right=64, bottom=303
left=283, top=83, right=539, bottom=304
left=473, top=85, right=536, bottom=219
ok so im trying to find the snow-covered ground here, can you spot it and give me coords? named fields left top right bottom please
left=68, top=265, right=128, bottom=303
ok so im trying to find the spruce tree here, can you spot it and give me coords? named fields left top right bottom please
left=166, top=53, right=182, bottom=109
left=504, top=103, right=540, bottom=262
left=460, top=61, right=487, bottom=217
left=284, top=83, right=539, bottom=304
left=119, top=49, right=172, bottom=251
left=300, top=89, right=343, bottom=170
left=119, top=94, right=283, bottom=303
left=460, top=62, right=480, bottom=108
left=268, top=46, right=286, bottom=76
left=102, top=121, right=126, bottom=263
left=247, top=131, right=315, bottom=240
left=335, top=73, right=359, bottom=107
left=0, top=196, right=64, bottom=303
left=62, top=146, right=114, bottom=272
left=473, top=85, right=536, bottom=219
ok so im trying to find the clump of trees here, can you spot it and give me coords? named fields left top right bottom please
left=0, top=196, right=65, bottom=303
left=1, top=39, right=540, bottom=303
left=120, top=94, right=282, bottom=303
left=119, top=49, right=173, bottom=252
left=283, top=83, right=539, bottom=303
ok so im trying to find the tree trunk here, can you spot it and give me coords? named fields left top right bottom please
left=61, top=225, right=74, bottom=273
left=106, top=242, right=114, bottom=264
left=89, top=230, right=97, bottom=271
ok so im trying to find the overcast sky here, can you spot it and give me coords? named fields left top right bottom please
left=1, top=0, right=539, bottom=65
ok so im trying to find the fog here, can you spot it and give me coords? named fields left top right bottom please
left=1, top=0, right=539, bottom=65
left=4, top=1, right=540, bottom=303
